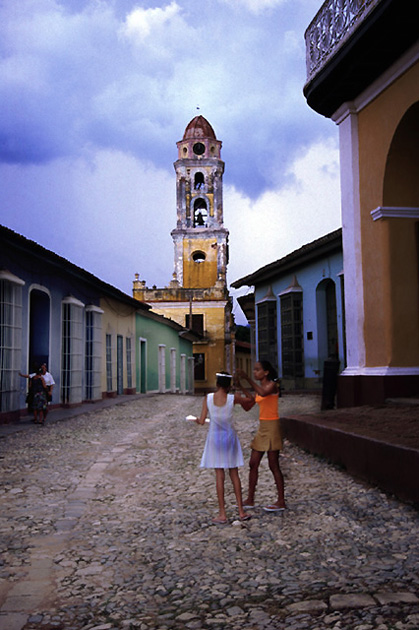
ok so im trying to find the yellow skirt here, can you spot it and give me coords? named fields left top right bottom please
left=250, top=419, right=283, bottom=452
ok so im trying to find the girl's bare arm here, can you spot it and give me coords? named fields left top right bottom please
left=195, top=397, right=208, bottom=425
left=236, top=370, right=277, bottom=397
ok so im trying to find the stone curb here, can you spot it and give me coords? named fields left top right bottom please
left=281, top=415, right=419, bottom=503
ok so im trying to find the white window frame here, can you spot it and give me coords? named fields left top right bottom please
left=106, top=333, right=113, bottom=392
left=126, top=336, right=133, bottom=390
left=170, top=348, right=177, bottom=393
left=85, top=305, right=103, bottom=401
left=61, top=296, right=84, bottom=405
left=0, top=271, right=24, bottom=413
left=158, top=345, right=166, bottom=393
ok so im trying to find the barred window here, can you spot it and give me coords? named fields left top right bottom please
left=85, top=306, right=103, bottom=401
left=280, top=293, right=304, bottom=378
left=62, top=297, right=84, bottom=405
left=126, top=337, right=133, bottom=390
left=257, top=300, right=277, bottom=370
left=0, top=272, right=24, bottom=412
left=106, top=334, right=113, bottom=392
left=117, top=335, right=123, bottom=395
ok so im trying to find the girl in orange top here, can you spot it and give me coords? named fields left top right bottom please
left=236, top=361, right=286, bottom=512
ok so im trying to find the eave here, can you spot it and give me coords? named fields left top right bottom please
left=304, top=0, right=418, bottom=118
left=231, top=228, right=342, bottom=289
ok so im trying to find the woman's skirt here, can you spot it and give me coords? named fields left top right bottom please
left=250, top=419, right=283, bottom=452
left=33, top=392, right=47, bottom=411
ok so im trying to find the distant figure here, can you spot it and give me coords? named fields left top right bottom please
left=236, top=361, right=286, bottom=512
left=30, top=368, right=48, bottom=425
left=195, top=372, right=253, bottom=525
left=19, top=363, right=38, bottom=420
left=40, top=363, right=55, bottom=417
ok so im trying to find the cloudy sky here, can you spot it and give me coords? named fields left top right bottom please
left=0, top=0, right=341, bottom=324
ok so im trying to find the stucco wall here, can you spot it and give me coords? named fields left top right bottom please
left=357, top=61, right=419, bottom=367
left=135, top=312, right=194, bottom=394
left=253, top=247, right=344, bottom=385
left=100, top=297, right=136, bottom=396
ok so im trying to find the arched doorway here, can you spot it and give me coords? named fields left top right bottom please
left=381, top=101, right=419, bottom=366
left=29, top=288, right=50, bottom=371
left=316, top=279, right=338, bottom=371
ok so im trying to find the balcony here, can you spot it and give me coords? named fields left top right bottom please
left=305, top=0, right=380, bottom=82
left=303, top=0, right=418, bottom=117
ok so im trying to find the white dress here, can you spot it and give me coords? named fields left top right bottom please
left=200, top=393, right=244, bottom=469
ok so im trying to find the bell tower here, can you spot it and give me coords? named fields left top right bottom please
left=172, top=115, right=229, bottom=289
left=133, top=116, right=233, bottom=392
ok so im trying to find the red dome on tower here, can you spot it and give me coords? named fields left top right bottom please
left=183, top=116, right=217, bottom=140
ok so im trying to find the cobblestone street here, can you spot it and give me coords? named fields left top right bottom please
left=1, top=394, right=418, bottom=630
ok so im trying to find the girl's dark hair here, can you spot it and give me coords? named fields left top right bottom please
left=259, top=360, right=278, bottom=382
left=216, top=371, right=232, bottom=389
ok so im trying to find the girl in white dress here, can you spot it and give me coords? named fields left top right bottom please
left=195, top=372, right=253, bottom=524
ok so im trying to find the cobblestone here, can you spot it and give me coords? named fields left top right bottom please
left=0, top=393, right=418, bottom=629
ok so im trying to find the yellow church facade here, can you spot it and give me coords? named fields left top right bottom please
left=133, top=116, right=234, bottom=392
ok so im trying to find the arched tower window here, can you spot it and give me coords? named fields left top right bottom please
left=192, top=251, right=206, bottom=263
left=194, top=172, right=205, bottom=190
left=193, top=198, right=208, bottom=227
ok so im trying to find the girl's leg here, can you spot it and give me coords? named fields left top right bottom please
left=229, top=468, right=247, bottom=519
left=214, top=469, right=227, bottom=522
left=244, top=450, right=264, bottom=506
left=266, top=450, right=286, bottom=508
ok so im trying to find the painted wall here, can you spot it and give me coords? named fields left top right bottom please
left=148, top=302, right=230, bottom=390
left=100, top=297, right=136, bottom=396
left=0, top=227, right=196, bottom=422
left=183, top=237, right=218, bottom=287
left=253, top=249, right=344, bottom=388
left=0, top=239, right=103, bottom=413
left=357, top=61, right=419, bottom=368
left=135, top=312, right=194, bottom=394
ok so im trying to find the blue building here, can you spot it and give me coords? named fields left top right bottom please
left=0, top=225, right=196, bottom=423
left=232, top=229, right=344, bottom=391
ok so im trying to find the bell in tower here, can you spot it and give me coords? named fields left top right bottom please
left=172, top=115, right=229, bottom=290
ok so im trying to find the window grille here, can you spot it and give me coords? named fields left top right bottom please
left=106, top=334, right=113, bottom=392
left=117, top=335, right=123, bottom=395
left=257, top=300, right=278, bottom=370
left=61, top=297, right=84, bottom=405
left=280, top=294, right=304, bottom=378
left=126, top=337, right=132, bottom=389
left=85, top=306, right=103, bottom=401
left=0, top=274, right=23, bottom=412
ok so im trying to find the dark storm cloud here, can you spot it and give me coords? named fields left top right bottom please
left=0, top=0, right=333, bottom=197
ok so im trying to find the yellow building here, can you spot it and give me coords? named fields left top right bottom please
left=133, top=116, right=234, bottom=392
left=304, top=0, right=419, bottom=404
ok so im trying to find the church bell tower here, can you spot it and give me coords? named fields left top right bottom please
left=172, top=115, right=229, bottom=289
left=133, top=116, right=233, bottom=391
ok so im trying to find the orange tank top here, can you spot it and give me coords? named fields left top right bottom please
left=255, top=393, right=279, bottom=420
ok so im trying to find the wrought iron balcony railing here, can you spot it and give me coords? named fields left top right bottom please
left=305, top=0, right=381, bottom=83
